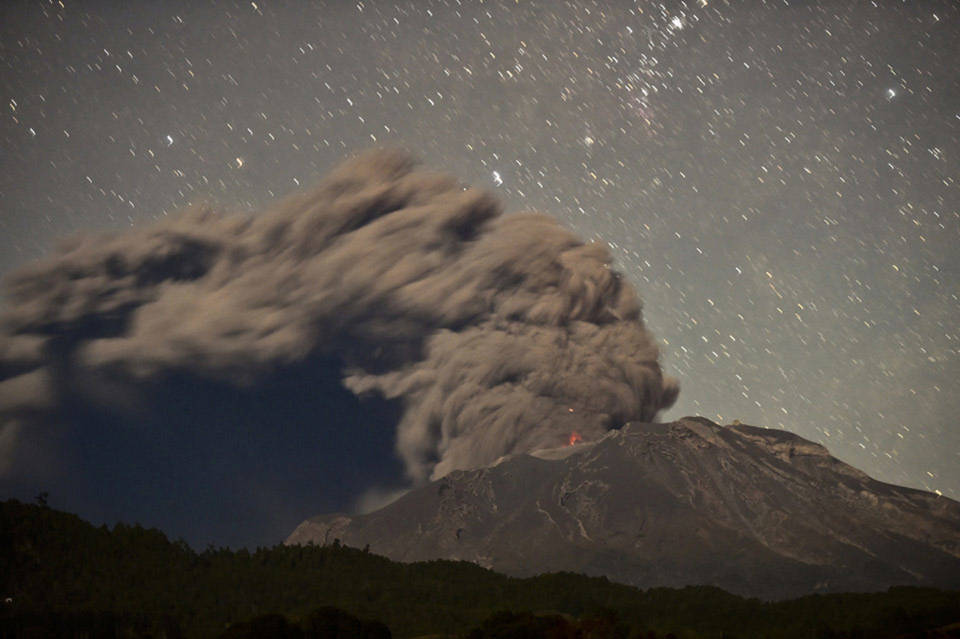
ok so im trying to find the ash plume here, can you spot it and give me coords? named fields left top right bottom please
left=0, top=150, right=677, bottom=487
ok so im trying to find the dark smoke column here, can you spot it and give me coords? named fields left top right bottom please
left=0, top=150, right=677, bottom=486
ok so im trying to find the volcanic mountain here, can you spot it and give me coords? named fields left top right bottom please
left=287, top=417, right=960, bottom=599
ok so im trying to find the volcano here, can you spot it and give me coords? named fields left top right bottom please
left=287, top=417, right=960, bottom=599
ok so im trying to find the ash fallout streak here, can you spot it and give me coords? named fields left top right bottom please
left=0, top=151, right=678, bottom=548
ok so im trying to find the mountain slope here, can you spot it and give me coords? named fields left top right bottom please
left=288, top=417, right=960, bottom=599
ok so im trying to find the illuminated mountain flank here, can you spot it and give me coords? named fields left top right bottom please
left=288, top=417, right=960, bottom=599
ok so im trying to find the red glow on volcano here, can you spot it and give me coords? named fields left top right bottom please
left=568, top=431, right=582, bottom=446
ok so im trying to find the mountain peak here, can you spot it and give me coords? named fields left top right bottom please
left=287, top=417, right=960, bottom=599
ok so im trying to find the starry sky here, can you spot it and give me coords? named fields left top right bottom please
left=2, top=0, right=958, bottom=517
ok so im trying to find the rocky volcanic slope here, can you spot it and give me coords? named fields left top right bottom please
left=287, top=417, right=960, bottom=599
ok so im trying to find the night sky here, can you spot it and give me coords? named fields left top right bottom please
left=2, top=0, right=958, bottom=543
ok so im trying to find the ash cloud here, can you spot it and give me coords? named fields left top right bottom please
left=0, top=150, right=677, bottom=490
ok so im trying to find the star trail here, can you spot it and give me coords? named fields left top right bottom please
left=2, top=0, right=958, bottom=504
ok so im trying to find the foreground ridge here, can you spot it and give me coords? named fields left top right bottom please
left=4, top=498, right=960, bottom=638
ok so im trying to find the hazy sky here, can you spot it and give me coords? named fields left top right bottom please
left=1, top=0, right=958, bottom=543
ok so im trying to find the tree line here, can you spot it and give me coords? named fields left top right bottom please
left=2, top=499, right=958, bottom=638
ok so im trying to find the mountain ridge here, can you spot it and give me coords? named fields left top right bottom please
left=288, top=417, right=960, bottom=599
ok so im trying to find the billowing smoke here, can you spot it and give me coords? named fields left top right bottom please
left=0, top=150, right=677, bottom=488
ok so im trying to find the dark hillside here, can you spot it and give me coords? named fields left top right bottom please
left=2, top=499, right=959, bottom=638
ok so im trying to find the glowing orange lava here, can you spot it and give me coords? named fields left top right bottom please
left=568, top=431, right=582, bottom=446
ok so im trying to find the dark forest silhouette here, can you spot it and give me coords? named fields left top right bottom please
left=3, top=500, right=959, bottom=638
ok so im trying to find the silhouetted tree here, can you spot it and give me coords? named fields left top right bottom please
left=221, top=613, right=303, bottom=639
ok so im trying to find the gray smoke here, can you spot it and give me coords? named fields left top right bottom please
left=0, top=150, right=678, bottom=483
